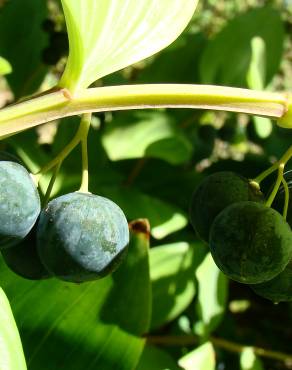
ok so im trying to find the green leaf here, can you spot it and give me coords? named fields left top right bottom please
left=102, top=112, right=193, bottom=165
left=0, top=56, right=12, bottom=76
left=59, top=0, right=199, bottom=91
left=0, top=0, right=48, bottom=97
left=240, top=348, right=264, bottom=370
left=100, top=186, right=188, bottom=239
left=150, top=242, right=204, bottom=329
left=0, top=287, right=27, bottom=370
left=136, top=345, right=182, bottom=370
left=0, top=220, right=151, bottom=370
left=247, top=37, right=272, bottom=139
left=194, top=253, right=228, bottom=337
left=199, top=7, right=284, bottom=87
left=178, top=342, right=216, bottom=370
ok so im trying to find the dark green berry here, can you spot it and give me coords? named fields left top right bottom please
left=189, top=171, right=263, bottom=242
left=210, top=201, right=292, bottom=284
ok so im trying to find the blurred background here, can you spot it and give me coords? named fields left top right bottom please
left=1, top=1, right=292, bottom=369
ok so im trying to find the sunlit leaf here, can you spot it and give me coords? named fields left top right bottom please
left=59, top=0, right=199, bottom=91
left=150, top=242, right=204, bottom=329
left=0, top=287, right=27, bottom=370
left=136, top=345, right=181, bottom=370
left=102, top=111, right=193, bottom=165
left=179, top=342, right=215, bottom=370
left=194, top=253, right=228, bottom=337
left=0, top=56, right=11, bottom=76
left=0, top=220, right=151, bottom=370
left=240, top=348, right=264, bottom=370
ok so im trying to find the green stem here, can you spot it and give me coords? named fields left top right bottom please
left=0, top=85, right=289, bottom=139
left=266, top=164, right=284, bottom=207
left=43, top=162, right=61, bottom=207
left=146, top=335, right=292, bottom=363
left=282, top=177, right=289, bottom=220
left=79, top=113, right=91, bottom=193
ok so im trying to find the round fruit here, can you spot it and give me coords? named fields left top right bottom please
left=0, top=161, right=40, bottom=248
left=37, top=192, right=129, bottom=283
left=1, top=225, right=51, bottom=280
left=209, top=201, right=292, bottom=284
left=189, top=171, right=263, bottom=242
left=251, top=261, right=292, bottom=302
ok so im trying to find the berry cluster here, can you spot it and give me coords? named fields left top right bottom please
left=0, top=153, right=129, bottom=283
left=190, top=171, right=292, bottom=303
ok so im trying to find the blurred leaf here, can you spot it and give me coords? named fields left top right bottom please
left=0, top=221, right=151, bottom=370
left=137, top=33, right=206, bottom=83
left=0, top=287, right=27, bottom=370
left=136, top=345, right=181, bottom=370
left=0, top=56, right=11, bottom=76
left=102, top=112, right=192, bottom=165
left=247, top=36, right=272, bottom=139
left=240, top=348, right=264, bottom=370
left=59, top=0, right=199, bottom=90
left=150, top=242, right=199, bottom=329
left=0, top=0, right=48, bottom=97
left=200, top=7, right=284, bottom=87
left=178, top=342, right=216, bottom=370
left=100, top=186, right=188, bottom=239
left=194, top=253, right=228, bottom=337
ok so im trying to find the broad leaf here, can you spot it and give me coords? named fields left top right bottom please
left=178, top=342, right=216, bottom=370
left=150, top=242, right=204, bottom=330
left=0, top=287, right=27, bottom=370
left=199, top=7, right=284, bottom=87
left=59, top=0, right=199, bottom=91
left=102, top=111, right=193, bottom=165
left=136, top=345, right=181, bottom=370
left=0, top=56, right=11, bottom=76
left=240, top=348, right=264, bottom=370
left=100, top=186, right=188, bottom=239
left=0, top=220, right=151, bottom=370
left=194, top=253, right=228, bottom=337
left=0, top=0, right=48, bottom=97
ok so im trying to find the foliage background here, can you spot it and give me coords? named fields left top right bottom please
left=1, top=0, right=292, bottom=369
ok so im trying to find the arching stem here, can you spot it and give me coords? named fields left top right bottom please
left=43, top=162, right=62, bottom=207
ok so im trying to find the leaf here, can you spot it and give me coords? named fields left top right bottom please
left=0, top=56, right=11, bottom=76
left=0, top=0, right=48, bottom=97
left=247, top=37, right=272, bottom=139
left=178, top=342, right=216, bottom=370
left=136, top=345, right=182, bottom=370
left=194, top=253, right=228, bottom=337
left=240, top=348, right=264, bottom=370
left=199, top=7, right=284, bottom=87
left=59, top=0, right=199, bottom=91
left=0, top=220, right=151, bottom=370
left=102, top=111, right=193, bottom=165
left=0, top=287, right=27, bottom=370
left=100, top=186, right=188, bottom=239
left=150, top=242, right=205, bottom=330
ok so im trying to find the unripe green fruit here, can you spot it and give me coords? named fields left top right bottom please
left=210, top=201, right=292, bottom=284
left=189, top=171, right=263, bottom=242
left=0, top=161, right=40, bottom=248
left=1, top=225, right=51, bottom=280
left=251, top=261, right=292, bottom=302
left=37, top=192, right=129, bottom=283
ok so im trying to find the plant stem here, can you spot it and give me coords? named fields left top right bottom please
left=147, top=335, right=292, bottom=363
left=282, top=177, right=289, bottom=220
left=43, top=162, right=61, bottom=207
left=266, top=164, right=284, bottom=207
left=79, top=113, right=91, bottom=193
left=0, top=85, right=289, bottom=139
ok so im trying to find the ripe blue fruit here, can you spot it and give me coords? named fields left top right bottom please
left=37, top=192, right=129, bottom=283
left=209, top=201, right=292, bottom=284
left=0, top=161, right=40, bottom=248
left=1, top=225, right=51, bottom=280
left=189, top=171, right=263, bottom=243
